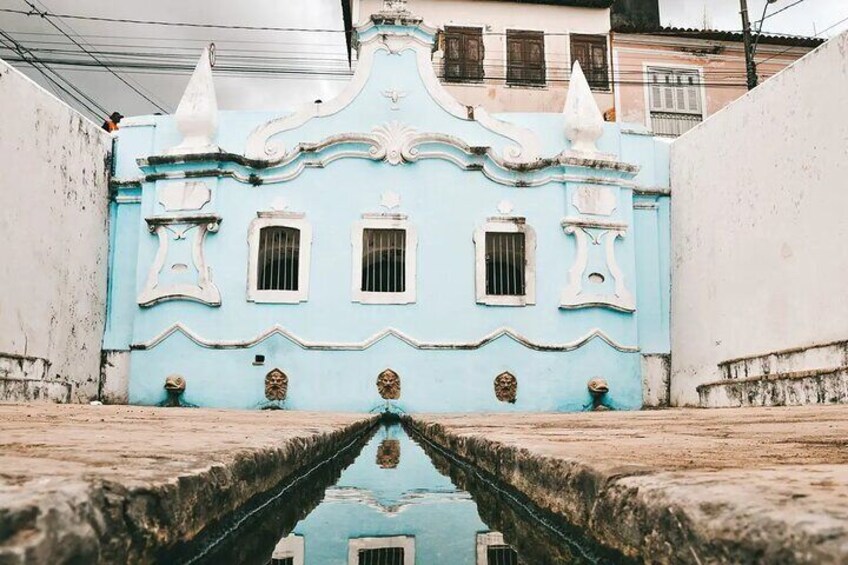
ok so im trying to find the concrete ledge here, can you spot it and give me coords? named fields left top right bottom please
left=698, top=367, right=848, bottom=408
left=0, top=377, right=71, bottom=403
left=719, top=339, right=848, bottom=381
left=0, top=405, right=376, bottom=563
left=409, top=408, right=848, bottom=564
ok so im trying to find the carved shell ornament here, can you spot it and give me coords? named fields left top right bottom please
left=370, top=121, right=419, bottom=165
left=265, top=368, right=289, bottom=401
left=377, top=369, right=401, bottom=400
left=494, top=372, right=518, bottom=403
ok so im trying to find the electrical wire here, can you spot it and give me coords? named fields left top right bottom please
left=0, top=30, right=107, bottom=118
left=19, top=0, right=169, bottom=112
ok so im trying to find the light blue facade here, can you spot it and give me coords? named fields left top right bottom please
left=105, top=14, right=670, bottom=412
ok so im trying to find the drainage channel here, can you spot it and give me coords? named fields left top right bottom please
left=172, top=415, right=631, bottom=564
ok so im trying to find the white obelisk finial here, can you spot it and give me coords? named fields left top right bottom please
left=563, top=60, right=604, bottom=155
left=168, top=45, right=220, bottom=155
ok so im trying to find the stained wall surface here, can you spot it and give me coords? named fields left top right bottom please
left=669, top=31, right=848, bottom=406
left=0, top=59, right=112, bottom=402
left=354, top=0, right=614, bottom=113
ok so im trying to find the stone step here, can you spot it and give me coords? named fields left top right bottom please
left=697, top=367, right=848, bottom=408
left=719, top=339, right=848, bottom=381
left=0, top=353, right=70, bottom=403
left=0, top=377, right=71, bottom=403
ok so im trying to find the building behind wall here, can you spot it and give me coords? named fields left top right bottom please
left=104, top=2, right=671, bottom=412
left=343, top=1, right=821, bottom=137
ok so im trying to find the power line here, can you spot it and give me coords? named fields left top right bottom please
left=0, top=7, right=348, bottom=34
left=19, top=0, right=169, bottom=112
left=0, top=30, right=107, bottom=118
left=757, top=12, right=848, bottom=66
left=30, top=0, right=171, bottom=111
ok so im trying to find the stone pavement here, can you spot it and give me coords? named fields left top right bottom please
left=411, top=406, right=848, bottom=564
left=0, top=404, right=375, bottom=564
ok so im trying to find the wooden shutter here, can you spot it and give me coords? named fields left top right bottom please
left=444, top=26, right=483, bottom=82
left=507, top=30, right=545, bottom=86
left=570, top=34, right=609, bottom=91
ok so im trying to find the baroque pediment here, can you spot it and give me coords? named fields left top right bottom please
left=244, top=18, right=541, bottom=167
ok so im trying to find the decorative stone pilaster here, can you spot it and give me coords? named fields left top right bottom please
left=560, top=184, right=635, bottom=313
left=138, top=180, right=221, bottom=307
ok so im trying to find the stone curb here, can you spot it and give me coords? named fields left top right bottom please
left=0, top=416, right=378, bottom=564
left=406, top=417, right=845, bottom=564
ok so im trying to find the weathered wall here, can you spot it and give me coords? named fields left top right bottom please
left=613, top=34, right=813, bottom=132
left=0, top=59, right=111, bottom=402
left=355, top=0, right=614, bottom=113
left=669, top=31, right=848, bottom=406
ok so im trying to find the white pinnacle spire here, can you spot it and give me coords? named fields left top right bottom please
left=563, top=60, right=604, bottom=155
left=167, top=45, right=220, bottom=155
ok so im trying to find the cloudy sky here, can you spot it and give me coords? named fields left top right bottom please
left=0, top=0, right=845, bottom=122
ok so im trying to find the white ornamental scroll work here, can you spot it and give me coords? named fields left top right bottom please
left=560, top=217, right=635, bottom=313
left=138, top=213, right=222, bottom=307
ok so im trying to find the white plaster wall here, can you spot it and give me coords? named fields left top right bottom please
left=669, top=31, right=848, bottom=406
left=0, top=59, right=111, bottom=402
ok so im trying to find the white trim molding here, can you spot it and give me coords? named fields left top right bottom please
left=560, top=218, right=635, bottom=313
left=138, top=213, right=221, bottom=307
left=474, top=217, right=537, bottom=307
left=132, top=324, right=640, bottom=353
left=351, top=214, right=417, bottom=305
left=348, top=536, right=415, bottom=565
left=247, top=211, right=312, bottom=304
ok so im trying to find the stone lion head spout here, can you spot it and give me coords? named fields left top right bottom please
left=264, top=369, right=289, bottom=403
left=377, top=369, right=401, bottom=400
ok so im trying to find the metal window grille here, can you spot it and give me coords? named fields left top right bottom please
left=650, top=112, right=703, bottom=137
left=361, top=228, right=406, bottom=293
left=270, top=558, right=294, bottom=565
left=485, top=232, right=526, bottom=296
left=358, top=547, right=405, bottom=565
left=487, top=545, right=519, bottom=565
left=258, top=226, right=300, bottom=291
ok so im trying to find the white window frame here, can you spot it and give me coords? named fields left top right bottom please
left=642, top=62, right=707, bottom=132
left=272, top=534, right=304, bottom=565
left=351, top=214, right=417, bottom=305
left=476, top=532, right=514, bottom=565
left=247, top=211, right=312, bottom=304
left=348, top=535, right=415, bottom=565
left=474, top=217, right=536, bottom=307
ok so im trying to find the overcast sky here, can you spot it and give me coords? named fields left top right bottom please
left=1, top=0, right=846, bottom=121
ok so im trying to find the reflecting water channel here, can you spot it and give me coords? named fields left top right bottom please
left=178, top=421, right=631, bottom=565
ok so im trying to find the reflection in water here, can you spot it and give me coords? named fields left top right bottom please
left=183, top=421, right=629, bottom=564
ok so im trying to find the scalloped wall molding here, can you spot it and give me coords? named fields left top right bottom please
left=132, top=323, right=639, bottom=353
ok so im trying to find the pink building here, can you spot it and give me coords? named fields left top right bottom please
left=612, top=26, right=823, bottom=136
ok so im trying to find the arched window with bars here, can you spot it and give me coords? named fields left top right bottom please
left=248, top=212, right=312, bottom=303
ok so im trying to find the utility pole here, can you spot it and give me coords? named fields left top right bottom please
left=740, top=0, right=759, bottom=90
